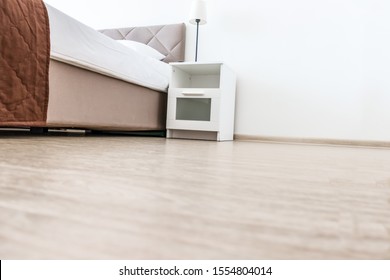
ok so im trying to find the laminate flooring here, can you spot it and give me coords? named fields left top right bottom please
left=0, top=133, right=390, bottom=259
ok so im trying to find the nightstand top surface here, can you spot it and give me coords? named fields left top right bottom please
left=170, top=62, right=227, bottom=75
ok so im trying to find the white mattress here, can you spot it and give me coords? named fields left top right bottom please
left=45, top=4, right=170, bottom=92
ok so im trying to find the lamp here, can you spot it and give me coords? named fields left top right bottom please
left=189, top=0, right=207, bottom=62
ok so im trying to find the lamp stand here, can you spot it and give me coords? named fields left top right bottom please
left=195, top=19, right=200, bottom=62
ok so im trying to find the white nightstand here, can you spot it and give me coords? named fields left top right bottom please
left=166, top=62, right=236, bottom=141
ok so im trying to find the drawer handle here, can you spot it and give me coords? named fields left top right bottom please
left=182, top=91, right=205, bottom=96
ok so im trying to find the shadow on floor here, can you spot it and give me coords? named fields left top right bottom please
left=0, top=128, right=166, bottom=138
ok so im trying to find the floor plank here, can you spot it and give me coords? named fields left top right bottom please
left=0, top=133, right=390, bottom=259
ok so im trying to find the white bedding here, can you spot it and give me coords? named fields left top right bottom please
left=45, top=4, right=170, bottom=92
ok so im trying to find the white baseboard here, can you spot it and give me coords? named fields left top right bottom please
left=234, top=134, right=390, bottom=148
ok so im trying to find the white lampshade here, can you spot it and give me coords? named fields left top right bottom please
left=189, top=0, right=207, bottom=25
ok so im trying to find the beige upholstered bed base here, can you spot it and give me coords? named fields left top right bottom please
left=46, top=60, right=167, bottom=131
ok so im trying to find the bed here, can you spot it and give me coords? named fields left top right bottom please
left=0, top=0, right=185, bottom=132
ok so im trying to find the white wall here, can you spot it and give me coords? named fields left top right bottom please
left=45, top=0, right=390, bottom=141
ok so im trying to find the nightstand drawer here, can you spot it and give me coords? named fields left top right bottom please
left=167, top=96, right=220, bottom=131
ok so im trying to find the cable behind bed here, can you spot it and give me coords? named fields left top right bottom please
left=100, top=23, right=186, bottom=63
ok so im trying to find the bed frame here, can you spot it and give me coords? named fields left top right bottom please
left=45, top=23, right=186, bottom=132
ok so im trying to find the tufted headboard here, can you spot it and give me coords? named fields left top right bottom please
left=100, top=23, right=186, bottom=63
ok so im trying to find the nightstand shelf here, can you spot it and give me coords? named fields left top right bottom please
left=166, top=62, right=236, bottom=141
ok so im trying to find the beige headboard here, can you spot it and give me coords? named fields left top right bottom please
left=100, top=23, right=186, bottom=63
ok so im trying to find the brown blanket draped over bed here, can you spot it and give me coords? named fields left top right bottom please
left=0, top=0, right=50, bottom=126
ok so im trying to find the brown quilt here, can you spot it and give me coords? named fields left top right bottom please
left=0, top=0, right=50, bottom=126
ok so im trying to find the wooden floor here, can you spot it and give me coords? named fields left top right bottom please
left=0, top=132, right=390, bottom=259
